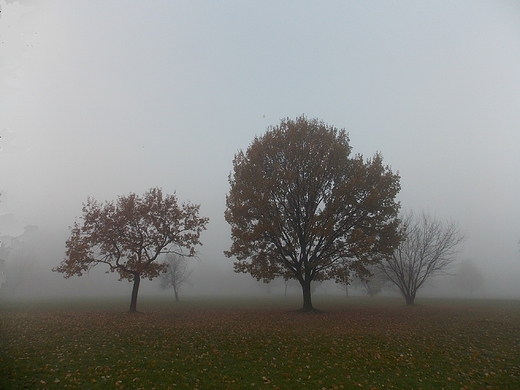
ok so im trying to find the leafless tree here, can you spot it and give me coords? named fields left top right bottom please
left=379, top=211, right=464, bottom=305
left=159, top=253, right=193, bottom=302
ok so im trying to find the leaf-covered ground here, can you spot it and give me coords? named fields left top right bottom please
left=1, top=298, right=520, bottom=389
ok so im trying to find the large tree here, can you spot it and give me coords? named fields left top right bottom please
left=225, top=116, right=401, bottom=311
left=54, top=187, right=208, bottom=312
left=379, top=211, right=464, bottom=305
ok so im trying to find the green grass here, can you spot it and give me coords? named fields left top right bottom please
left=1, top=296, right=520, bottom=389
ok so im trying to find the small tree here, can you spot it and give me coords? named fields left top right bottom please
left=159, top=253, right=193, bottom=302
left=225, top=116, right=401, bottom=311
left=353, top=265, right=388, bottom=297
left=0, top=242, right=8, bottom=290
left=0, top=258, right=6, bottom=289
left=335, top=260, right=387, bottom=297
left=0, top=225, right=39, bottom=299
left=379, top=211, right=464, bottom=305
left=453, top=260, right=484, bottom=296
left=53, top=188, right=208, bottom=312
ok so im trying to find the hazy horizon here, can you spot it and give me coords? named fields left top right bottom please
left=1, top=0, right=519, bottom=302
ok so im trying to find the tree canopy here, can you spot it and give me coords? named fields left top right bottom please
left=54, top=187, right=208, bottom=311
left=225, top=116, right=401, bottom=311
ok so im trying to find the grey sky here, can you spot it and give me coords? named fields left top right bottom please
left=1, top=1, right=519, bottom=297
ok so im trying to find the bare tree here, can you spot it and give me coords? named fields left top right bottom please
left=379, top=211, right=464, bottom=305
left=159, top=253, right=193, bottom=302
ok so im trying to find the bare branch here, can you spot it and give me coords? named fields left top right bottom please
left=159, top=253, right=193, bottom=302
left=379, top=210, right=465, bottom=305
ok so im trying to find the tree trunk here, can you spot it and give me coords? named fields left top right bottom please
left=129, top=273, right=141, bottom=312
left=173, top=283, right=179, bottom=302
left=301, top=280, right=314, bottom=311
left=405, top=294, right=415, bottom=305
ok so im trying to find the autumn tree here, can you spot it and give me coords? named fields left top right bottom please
left=159, top=253, right=193, bottom=302
left=53, top=187, right=208, bottom=312
left=225, top=116, right=401, bottom=311
left=379, top=211, right=464, bottom=305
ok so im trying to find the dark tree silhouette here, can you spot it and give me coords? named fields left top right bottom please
left=225, top=116, right=401, bottom=311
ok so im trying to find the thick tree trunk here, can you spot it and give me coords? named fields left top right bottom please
left=301, top=280, right=314, bottom=311
left=405, top=294, right=415, bottom=305
left=129, top=273, right=141, bottom=312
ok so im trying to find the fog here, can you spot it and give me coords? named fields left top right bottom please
left=1, top=1, right=520, bottom=303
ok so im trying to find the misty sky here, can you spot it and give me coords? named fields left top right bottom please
left=1, top=1, right=520, bottom=297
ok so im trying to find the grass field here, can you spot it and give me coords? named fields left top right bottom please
left=1, top=296, right=520, bottom=389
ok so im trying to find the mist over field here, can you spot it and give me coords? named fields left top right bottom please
left=1, top=0, right=520, bottom=303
